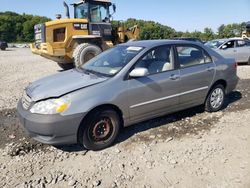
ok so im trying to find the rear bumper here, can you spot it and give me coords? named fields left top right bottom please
left=226, top=76, right=239, bottom=94
left=17, top=100, right=84, bottom=145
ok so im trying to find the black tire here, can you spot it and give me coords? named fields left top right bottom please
left=57, top=63, right=74, bottom=70
left=73, top=43, right=102, bottom=68
left=0, top=47, right=6, bottom=51
left=78, top=109, right=121, bottom=151
left=205, top=84, right=225, bottom=112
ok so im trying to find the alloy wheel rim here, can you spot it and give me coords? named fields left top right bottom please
left=210, top=88, right=224, bottom=109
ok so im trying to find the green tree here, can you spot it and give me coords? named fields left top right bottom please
left=0, top=11, right=50, bottom=42
left=1, top=12, right=246, bottom=43
left=217, top=23, right=244, bottom=38
left=112, top=18, right=176, bottom=40
left=201, top=27, right=215, bottom=41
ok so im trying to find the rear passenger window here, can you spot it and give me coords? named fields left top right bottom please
left=236, top=40, right=247, bottom=47
left=176, top=46, right=207, bottom=68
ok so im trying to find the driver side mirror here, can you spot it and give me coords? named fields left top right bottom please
left=109, top=4, right=116, bottom=17
left=221, top=45, right=227, bottom=50
left=129, top=68, right=149, bottom=78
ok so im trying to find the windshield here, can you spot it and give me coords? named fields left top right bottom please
left=205, top=40, right=225, bottom=49
left=75, top=3, right=110, bottom=22
left=90, top=4, right=109, bottom=22
left=81, top=46, right=144, bottom=77
left=75, top=4, right=88, bottom=19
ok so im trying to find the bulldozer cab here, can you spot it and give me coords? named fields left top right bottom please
left=73, top=0, right=112, bottom=22
left=71, top=0, right=113, bottom=40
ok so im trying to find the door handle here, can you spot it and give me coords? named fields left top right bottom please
left=170, top=74, right=180, bottom=80
left=206, top=67, right=214, bottom=72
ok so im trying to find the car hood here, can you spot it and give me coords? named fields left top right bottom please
left=26, top=69, right=108, bottom=102
left=214, top=48, right=220, bottom=51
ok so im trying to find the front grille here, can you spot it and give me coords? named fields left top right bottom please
left=34, top=23, right=46, bottom=49
left=22, top=92, right=32, bottom=110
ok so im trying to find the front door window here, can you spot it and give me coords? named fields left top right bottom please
left=222, top=40, right=235, bottom=49
left=135, top=46, right=174, bottom=75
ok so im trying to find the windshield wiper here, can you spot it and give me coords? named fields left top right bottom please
left=82, top=68, right=111, bottom=78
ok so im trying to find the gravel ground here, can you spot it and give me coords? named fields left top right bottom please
left=0, top=48, right=250, bottom=188
left=0, top=48, right=58, bottom=111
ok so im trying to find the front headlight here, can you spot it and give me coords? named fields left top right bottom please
left=30, top=96, right=71, bottom=115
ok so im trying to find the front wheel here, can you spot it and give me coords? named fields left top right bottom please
left=78, top=109, right=121, bottom=151
left=205, top=84, right=225, bottom=112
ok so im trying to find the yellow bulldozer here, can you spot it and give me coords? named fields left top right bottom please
left=30, top=0, right=140, bottom=70
left=242, top=21, right=250, bottom=39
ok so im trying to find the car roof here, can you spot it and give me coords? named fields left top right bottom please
left=210, top=39, right=227, bottom=42
left=120, top=39, right=224, bottom=61
left=212, top=37, right=247, bottom=42
left=120, top=40, right=203, bottom=48
left=172, top=37, right=203, bottom=42
left=228, top=37, right=247, bottom=40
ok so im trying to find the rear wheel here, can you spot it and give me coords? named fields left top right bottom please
left=73, top=43, right=102, bottom=68
left=78, top=109, right=121, bottom=151
left=0, top=47, right=6, bottom=51
left=57, top=63, right=74, bottom=70
left=205, top=84, right=225, bottom=112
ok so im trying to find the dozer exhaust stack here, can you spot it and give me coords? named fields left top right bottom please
left=63, top=1, right=70, bottom=18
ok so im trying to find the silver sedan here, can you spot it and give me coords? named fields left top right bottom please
left=17, top=40, right=238, bottom=150
left=205, top=38, right=250, bottom=64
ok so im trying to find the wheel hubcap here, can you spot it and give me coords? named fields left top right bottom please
left=210, top=88, right=224, bottom=109
left=91, top=118, right=112, bottom=142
